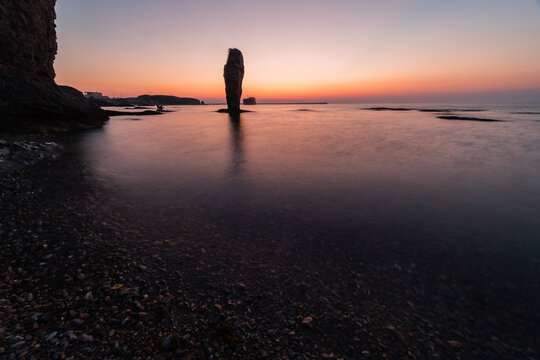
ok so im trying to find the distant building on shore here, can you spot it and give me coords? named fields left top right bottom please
left=243, top=96, right=256, bottom=105
left=84, top=91, right=110, bottom=100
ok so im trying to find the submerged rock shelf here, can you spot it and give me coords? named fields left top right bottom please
left=105, top=110, right=168, bottom=117
left=363, top=107, right=486, bottom=112
left=437, top=115, right=504, bottom=122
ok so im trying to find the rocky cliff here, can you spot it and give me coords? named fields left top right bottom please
left=223, top=48, right=244, bottom=113
left=0, top=0, right=107, bottom=131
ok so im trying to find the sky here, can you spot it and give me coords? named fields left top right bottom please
left=54, top=0, right=540, bottom=103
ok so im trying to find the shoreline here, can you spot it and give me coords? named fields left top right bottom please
left=0, top=133, right=64, bottom=175
left=1, top=133, right=538, bottom=359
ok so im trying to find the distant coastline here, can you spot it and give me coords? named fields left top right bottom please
left=86, top=94, right=204, bottom=107
left=257, top=102, right=328, bottom=105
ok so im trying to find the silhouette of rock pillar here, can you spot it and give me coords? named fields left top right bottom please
left=223, top=48, right=244, bottom=113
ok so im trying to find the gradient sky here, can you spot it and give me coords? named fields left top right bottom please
left=54, top=0, right=540, bottom=102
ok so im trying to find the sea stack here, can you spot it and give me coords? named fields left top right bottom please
left=0, top=0, right=107, bottom=131
left=223, top=48, right=245, bottom=113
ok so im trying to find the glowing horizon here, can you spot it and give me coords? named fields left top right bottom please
left=54, top=0, right=540, bottom=102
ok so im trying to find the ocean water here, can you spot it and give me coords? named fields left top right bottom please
left=78, top=103, right=540, bottom=254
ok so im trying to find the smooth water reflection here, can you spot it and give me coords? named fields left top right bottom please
left=80, top=104, right=540, bottom=251
left=228, top=113, right=245, bottom=176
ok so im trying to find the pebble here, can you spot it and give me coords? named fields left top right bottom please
left=161, top=335, right=173, bottom=349
left=72, top=319, right=85, bottom=326
left=9, top=336, right=24, bottom=344
left=46, top=331, right=58, bottom=341
left=10, top=341, right=25, bottom=349
left=80, top=334, right=94, bottom=343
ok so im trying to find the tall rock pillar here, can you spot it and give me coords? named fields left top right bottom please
left=223, top=48, right=244, bottom=113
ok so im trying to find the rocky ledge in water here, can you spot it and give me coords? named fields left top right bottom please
left=0, top=0, right=107, bottom=132
left=363, top=107, right=413, bottom=111
left=363, top=107, right=486, bottom=112
left=105, top=110, right=171, bottom=117
left=437, top=115, right=504, bottom=122
left=418, top=108, right=485, bottom=112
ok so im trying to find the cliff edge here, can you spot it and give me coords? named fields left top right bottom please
left=0, top=0, right=108, bottom=132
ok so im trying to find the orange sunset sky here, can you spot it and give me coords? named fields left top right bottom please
left=54, top=0, right=540, bottom=103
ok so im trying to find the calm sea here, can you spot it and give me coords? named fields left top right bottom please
left=77, top=103, right=540, bottom=255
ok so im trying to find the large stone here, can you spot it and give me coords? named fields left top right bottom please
left=0, top=0, right=108, bottom=131
left=223, top=48, right=244, bottom=113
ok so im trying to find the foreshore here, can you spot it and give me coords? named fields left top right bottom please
left=1, top=134, right=538, bottom=359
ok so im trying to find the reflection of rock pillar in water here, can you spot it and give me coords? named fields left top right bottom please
left=223, top=48, right=244, bottom=113
left=228, top=113, right=244, bottom=175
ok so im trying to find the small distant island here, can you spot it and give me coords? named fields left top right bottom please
left=243, top=96, right=256, bottom=105
left=84, top=92, right=204, bottom=107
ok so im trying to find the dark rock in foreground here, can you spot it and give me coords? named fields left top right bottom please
left=223, top=48, right=245, bottom=113
left=0, top=0, right=107, bottom=132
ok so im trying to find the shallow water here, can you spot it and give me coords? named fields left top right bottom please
left=78, top=103, right=540, bottom=254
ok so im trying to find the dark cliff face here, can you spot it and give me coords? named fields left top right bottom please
left=223, top=48, right=244, bottom=113
left=0, top=0, right=107, bottom=132
left=0, top=0, right=57, bottom=81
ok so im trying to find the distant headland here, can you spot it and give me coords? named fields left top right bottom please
left=84, top=93, right=204, bottom=107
